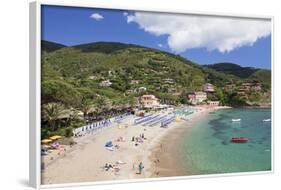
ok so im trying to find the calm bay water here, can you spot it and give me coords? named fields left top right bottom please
left=180, top=108, right=272, bottom=175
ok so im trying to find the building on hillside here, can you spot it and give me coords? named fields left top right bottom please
left=99, top=80, right=112, bottom=87
left=138, top=87, right=147, bottom=93
left=108, top=70, right=113, bottom=76
left=187, top=91, right=207, bottom=105
left=163, top=78, right=175, bottom=84
left=237, top=90, right=246, bottom=96
left=251, top=83, right=262, bottom=91
left=238, top=82, right=252, bottom=94
left=126, top=89, right=134, bottom=94
left=238, top=81, right=262, bottom=94
left=130, top=80, right=139, bottom=85
left=88, top=75, right=98, bottom=80
left=139, top=95, right=160, bottom=108
left=203, top=83, right=215, bottom=92
left=207, top=100, right=220, bottom=106
left=168, top=87, right=177, bottom=93
left=134, top=87, right=147, bottom=93
left=224, top=82, right=236, bottom=92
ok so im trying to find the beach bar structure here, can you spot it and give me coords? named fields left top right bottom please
left=208, top=100, right=220, bottom=106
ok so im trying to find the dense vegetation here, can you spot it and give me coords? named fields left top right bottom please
left=204, top=62, right=271, bottom=82
left=41, top=41, right=271, bottom=138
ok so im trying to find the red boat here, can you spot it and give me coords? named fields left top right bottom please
left=231, top=137, right=250, bottom=143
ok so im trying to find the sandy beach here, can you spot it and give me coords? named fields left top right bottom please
left=149, top=107, right=212, bottom=177
left=41, top=106, right=228, bottom=185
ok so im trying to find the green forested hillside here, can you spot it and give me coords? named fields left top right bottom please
left=42, top=42, right=212, bottom=107
left=42, top=41, right=272, bottom=106
left=204, top=63, right=271, bottom=82
left=203, top=62, right=271, bottom=92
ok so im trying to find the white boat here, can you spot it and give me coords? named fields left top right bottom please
left=263, top=119, right=271, bottom=122
left=232, top=119, right=241, bottom=122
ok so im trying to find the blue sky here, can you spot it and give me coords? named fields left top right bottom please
left=41, top=5, right=271, bottom=69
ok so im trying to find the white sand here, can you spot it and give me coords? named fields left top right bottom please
left=41, top=106, right=223, bottom=184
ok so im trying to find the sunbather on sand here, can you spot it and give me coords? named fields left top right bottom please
left=104, top=163, right=113, bottom=171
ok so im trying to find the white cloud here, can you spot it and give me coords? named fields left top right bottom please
left=126, top=12, right=271, bottom=53
left=90, top=13, right=104, bottom=21
left=157, top=43, right=163, bottom=48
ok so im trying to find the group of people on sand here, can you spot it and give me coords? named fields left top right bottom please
left=103, top=161, right=144, bottom=175
left=103, top=160, right=126, bottom=172
left=131, top=133, right=146, bottom=146
left=104, top=163, right=120, bottom=172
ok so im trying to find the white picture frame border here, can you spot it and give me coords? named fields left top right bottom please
left=29, top=0, right=274, bottom=189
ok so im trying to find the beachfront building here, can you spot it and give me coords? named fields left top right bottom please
left=208, top=100, right=220, bottom=106
left=188, top=91, right=207, bottom=105
left=203, top=83, right=215, bottom=92
left=99, top=80, right=112, bottom=87
left=139, top=95, right=160, bottom=108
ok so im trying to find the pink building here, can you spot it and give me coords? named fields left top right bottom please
left=140, top=95, right=160, bottom=108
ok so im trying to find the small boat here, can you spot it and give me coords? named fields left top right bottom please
left=263, top=119, right=271, bottom=122
left=232, top=119, right=241, bottom=122
left=231, top=137, right=250, bottom=143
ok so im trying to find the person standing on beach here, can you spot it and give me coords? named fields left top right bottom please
left=138, top=162, right=144, bottom=174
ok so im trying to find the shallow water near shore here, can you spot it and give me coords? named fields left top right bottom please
left=179, top=108, right=271, bottom=175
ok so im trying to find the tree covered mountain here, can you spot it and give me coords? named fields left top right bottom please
left=204, top=62, right=271, bottom=80
left=42, top=41, right=271, bottom=106
left=41, top=40, right=67, bottom=52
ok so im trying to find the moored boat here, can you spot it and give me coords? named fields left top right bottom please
left=231, top=137, right=250, bottom=143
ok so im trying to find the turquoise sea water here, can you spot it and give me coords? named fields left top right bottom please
left=180, top=108, right=272, bottom=175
